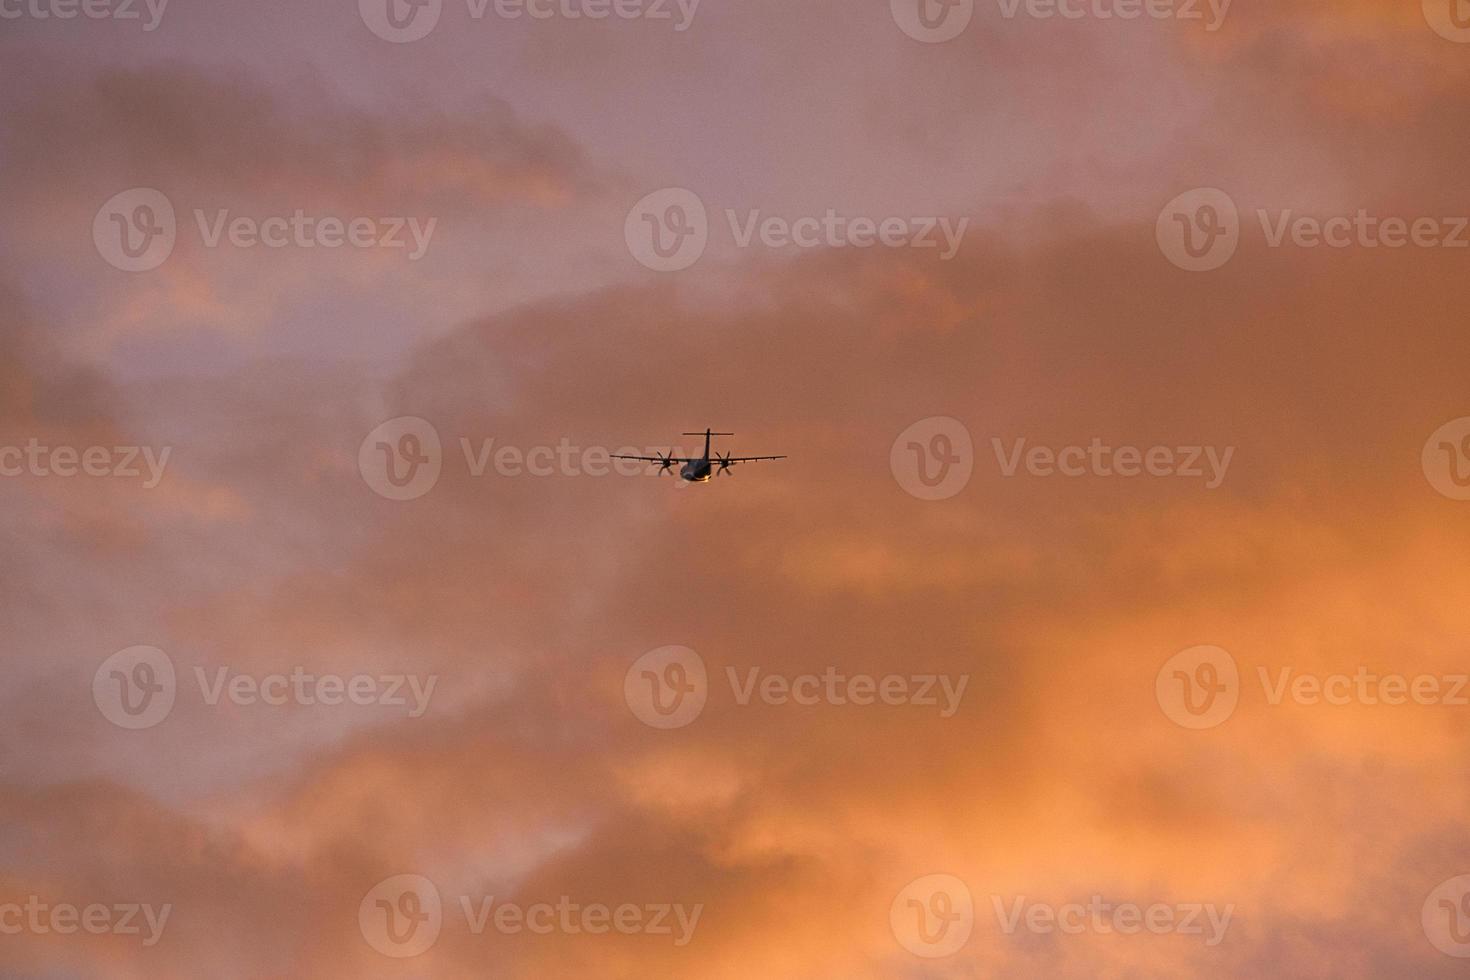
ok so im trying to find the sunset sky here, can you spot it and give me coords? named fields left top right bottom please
left=3, top=0, right=1470, bottom=976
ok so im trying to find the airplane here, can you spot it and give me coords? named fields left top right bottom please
left=612, top=430, right=786, bottom=483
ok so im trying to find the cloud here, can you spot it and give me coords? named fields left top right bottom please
left=5, top=4, right=1470, bottom=976
left=1, top=59, right=613, bottom=361
left=6, top=213, right=1469, bottom=974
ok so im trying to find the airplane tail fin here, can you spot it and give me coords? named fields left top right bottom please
left=682, top=430, right=734, bottom=457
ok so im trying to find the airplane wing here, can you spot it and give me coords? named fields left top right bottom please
left=716, top=455, right=787, bottom=464
left=610, top=454, right=698, bottom=464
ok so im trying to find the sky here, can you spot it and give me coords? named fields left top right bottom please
left=3, top=0, right=1470, bottom=976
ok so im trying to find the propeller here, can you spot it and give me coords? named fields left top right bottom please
left=715, top=452, right=734, bottom=476
left=656, top=452, right=675, bottom=476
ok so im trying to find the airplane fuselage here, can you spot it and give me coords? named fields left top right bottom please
left=680, top=430, right=718, bottom=482
left=680, top=458, right=713, bottom=483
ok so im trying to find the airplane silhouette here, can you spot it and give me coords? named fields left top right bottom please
left=612, top=429, right=786, bottom=483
